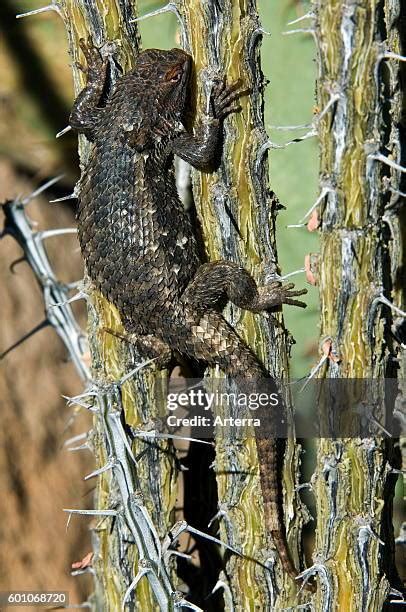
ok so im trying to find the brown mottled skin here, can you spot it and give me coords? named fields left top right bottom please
left=70, top=39, right=308, bottom=585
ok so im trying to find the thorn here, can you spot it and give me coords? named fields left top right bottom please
left=163, top=520, right=242, bottom=558
left=248, top=26, right=272, bottom=56
left=255, top=140, right=283, bottom=168
left=174, top=600, right=202, bottom=611
left=389, top=587, right=405, bottom=600
left=64, top=399, right=95, bottom=412
left=0, top=319, right=49, bottom=359
left=64, top=432, right=88, bottom=447
left=265, top=268, right=306, bottom=282
left=317, top=93, right=341, bottom=121
left=299, top=353, right=329, bottom=392
left=297, top=561, right=328, bottom=591
left=298, top=185, right=334, bottom=224
left=64, top=388, right=98, bottom=402
left=21, top=174, right=65, bottom=205
left=9, top=255, right=27, bottom=274
left=269, top=122, right=312, bottom=131
left=130, top=2, right=176, bottom=22
left=130, top=2, right=186, bottom=43
left=16, top=4, right=58, bottom=19
left=207, top=504, right=228, bottom=528
left=36, top=228, right=77, bottom=240
left=71, top=567, right=95, bottom=577
left=109, top=411, right=139, bottom=467
left=118, top=357, right=158, bottom=385
left=389, top=186, right=406, bottom=198
left=287, top=11, right=315, bottom=25
left=211, top=579, right=227, bottom=595
left=67, top=442, right=89, bottom=452
left=256, top=26, right=271, bottom=36
left=49, top=290, right=87, bottom=308
left=49, top=193, right=77, bottom=203
left=388, top=467, right=406, bottom=475
left=63, top=508, right=118, bottom=516
left=250, top=26, right=272, bottom=45
left=374, top=294, right=406, bottom=318
left=122, top=563, right=151, bottom=606
left=62, top=389, right=98, bottom=411
left=64, top=280, right=85, bottom=290
left=56, top=125, right=72, bottom=138
left=132, top=429, right=214, bottom=446
left=273, top=129, right=317, bottom=147
left=256, top=127, right=317, bottom=164
left=268, top=93, right=339, bottom=138
left=384, top=52, right=406, bottom=62
left=84, top=461, right=115, bottom=481
left=282, top=27, right=315, bottom=36
left=165, top=550, right=192, bottom=561
left=370, top=153, right=406, bottom=174
left=353, top=406, right=392, bottom=437
left=187, top=525, right=243, bottom=556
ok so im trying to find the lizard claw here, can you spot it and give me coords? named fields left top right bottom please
left=210, top=77, right=248, bottom=120
left=254, top=283, right=308, bottom=311
left=77, top=36, right=106, bottom=79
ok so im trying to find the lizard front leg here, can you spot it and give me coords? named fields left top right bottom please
left=181, top=261, right=307, bottom=313
left=172, top=78, right=245, bottom=171
left=69, top=37, right=108, bottom=140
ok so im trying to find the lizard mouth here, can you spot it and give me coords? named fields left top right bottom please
left=169, top=48, right=191, bottom=84
left=179, top=54, right=191, bottom=86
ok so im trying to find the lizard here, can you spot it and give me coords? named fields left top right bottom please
left=70, top=38, right=308, bottom=587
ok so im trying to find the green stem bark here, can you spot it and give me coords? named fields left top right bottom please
left=313, top=1, right=404, bottom=609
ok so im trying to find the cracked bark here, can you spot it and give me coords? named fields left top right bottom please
left=313, top=1, right=404, bottom=609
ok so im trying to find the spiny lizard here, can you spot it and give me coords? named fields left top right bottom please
left=70, top=38, right=308, bottom=586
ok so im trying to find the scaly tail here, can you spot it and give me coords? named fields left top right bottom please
left=176, top=308, right=304, bottom=585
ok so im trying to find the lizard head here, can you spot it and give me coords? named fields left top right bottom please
left=110, top=48, right=192, bottom=150
left=133, top=47, right=191, bottom=115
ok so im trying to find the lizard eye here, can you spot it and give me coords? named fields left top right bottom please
left=164, top=67, right=183, bottom=83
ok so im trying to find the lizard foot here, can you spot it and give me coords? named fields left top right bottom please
left=76, top=36, right=107, bottom=80
left=210, top=77, right=248, bottom=119
left=254, top=282, right=308, bottom=311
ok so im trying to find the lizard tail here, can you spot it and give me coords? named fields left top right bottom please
left=178, top=309, right=303, bottom=584
left=256, top=437, right=301, bottom=583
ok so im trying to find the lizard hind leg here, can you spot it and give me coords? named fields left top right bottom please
left=181, top=260, right=307, bottom=314
left=102, top=327, right=172, bottom=369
